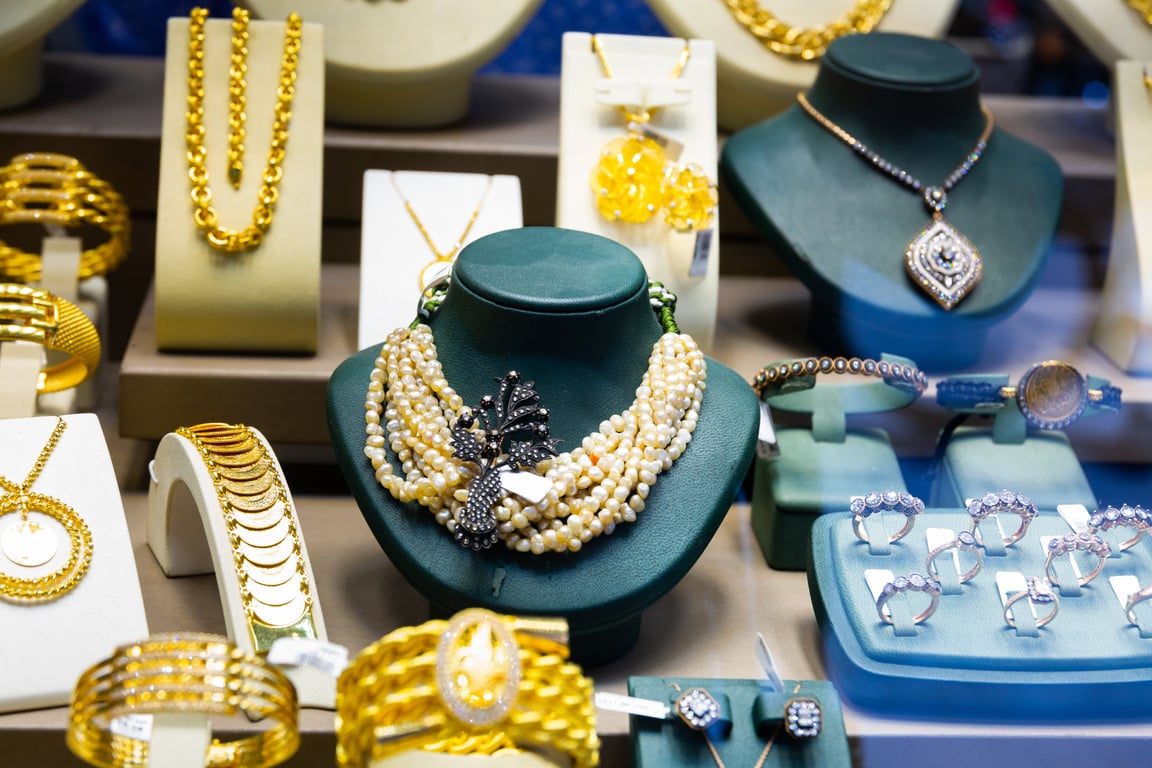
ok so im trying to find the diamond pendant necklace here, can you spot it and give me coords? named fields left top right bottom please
left=797, top=92, right=994, bottom=310
left=391, top=174, right=493, bottom=292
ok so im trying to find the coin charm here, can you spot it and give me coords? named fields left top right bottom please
left=1, top=514, right=59, bottom=568
left=1017, top=361, right=1088, bottom=429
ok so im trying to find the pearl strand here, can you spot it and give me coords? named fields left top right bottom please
left=363, top=324, right=706, bottom=554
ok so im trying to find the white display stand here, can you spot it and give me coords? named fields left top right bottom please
left=1046, top=0, right=1152, bottom=68
left=557, top=32, right=718, bottom=351
left=0, top=414, right=149, bottom=713
left=358, top=171, right=523, bottom=350
left=245, top=0, right=542, bottom=127
left=147, top=427, right=334, bottom=709
left=645, top=0, right=959, bottom=130
left=154, top=15, right=324, bottom=353
left=0, top=0, right=86, bottom=110
left=1093, top=61, right=1152, bottom=373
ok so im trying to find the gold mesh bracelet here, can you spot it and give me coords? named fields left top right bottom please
left=0, top=283, right=101, bottom=393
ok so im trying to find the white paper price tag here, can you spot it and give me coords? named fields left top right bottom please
left=267, top=637, right=349, bottom=678
left=756, top=401, right=779, bottom=459
left=594, top=691, right=670, bottom=720
left=111, top=714, right=153, bottom=742
left=864, top=569, right=895, bottom=602
left=500, top=469, right=553, bottom=505
left=689, top=229, right=713, bottom=279
left=1058, top=504, right=1091, bottom=533
left=1110, top=574, right=1142, bottom=610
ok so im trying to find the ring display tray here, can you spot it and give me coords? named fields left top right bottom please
left=809, top=509, right=1152, bottom=721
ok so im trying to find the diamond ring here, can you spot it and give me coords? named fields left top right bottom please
left=966, top=490, right=1038, bottom=547
left=875, top=573, right=942, bottom=625
left=924, top=530, right=984, bottom=584
left=1087, top=504, right=1150, bottom=552
left=1004, top=576, right=1060, bottom=628
left=850, top=490, right=924, bottom=544
left=1124, top=584, right=1152, bottom=627
left=1043, top=532, right=1111, bottom=587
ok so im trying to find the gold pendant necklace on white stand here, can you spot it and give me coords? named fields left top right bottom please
left=390, top=174, right=493, bottom=292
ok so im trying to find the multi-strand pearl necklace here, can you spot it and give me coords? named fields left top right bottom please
left=362, top=286, right=706, bottom=555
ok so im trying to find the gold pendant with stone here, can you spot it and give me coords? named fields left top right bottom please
left=904, top=188, right=983, bottom=311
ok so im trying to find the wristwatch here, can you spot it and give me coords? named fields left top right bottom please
left=936, top=361, right=1121, bottom=430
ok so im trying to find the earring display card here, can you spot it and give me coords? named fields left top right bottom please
left=628, top=677, right=850, bottom=767
left=810, top=509, right=1152, bottom=721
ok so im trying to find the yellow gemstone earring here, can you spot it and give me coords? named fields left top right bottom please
left=662, top=162, right=718, bottom=232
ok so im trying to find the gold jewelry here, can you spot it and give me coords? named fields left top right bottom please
left=391, top=174, right=493, bottom=292
left=186, top=7, right=302, bottom=253
left=797, top=92, right=994, bottom=310
left=227, top=7, right=249, bottom=189
left=721, top=0, right=893, bottom=60
left=589, top=36, right=717, bottom=231
left=666, top=681, right=778, bottom=768
left=752, top=355, right=927, bottom=399
left=336, top=608, right=599, bottom=768
left=0, top=153, right=131, bottom=282
left=0, top=417, right=93, bottom=603
left=0, top=283, right=101, bottom=393
left=174, top=423, right=318, bottom=650
left=67, top=632, right=300, bottom=768
left=1144, top=64, right=1152, bottom=91
left=1128, top=0, right=1152, bottom=25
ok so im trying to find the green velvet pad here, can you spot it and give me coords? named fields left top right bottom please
left=809, top=510, right=1152, bottom=720
left=327, top=228, right=758, bottom=666
left=931, top=424, right=1096, bottom=512
left=753, top=427, right=906, bottom=571
left=629, top=677, right=851, bottom=767
left=720, top=33, right=1063, bottom=369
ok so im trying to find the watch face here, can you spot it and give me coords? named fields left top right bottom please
left=1017, top=361, right=1087, bottom=429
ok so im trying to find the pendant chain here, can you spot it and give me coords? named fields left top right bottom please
left=796, top=92, right=994, bottom=215
left=721, top=0, right=893, bottom=60
left=0, top=417, right=67, bottom=514
left=186, top=7, right=302, bottom=253
left=391, top=175, right=493, bottom=262
left=592, top=36, right=691, bottom=124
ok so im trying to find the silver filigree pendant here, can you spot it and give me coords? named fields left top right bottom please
left=904, top=216, right=983, bottom=311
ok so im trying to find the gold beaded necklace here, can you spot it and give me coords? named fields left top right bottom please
left=0, top=418, right=93, bottom=603
left=721, top=0, right=893, bottom=60
left=390, top=174, right=494, bottom=293
left=186, top=7, right=303, bottom=253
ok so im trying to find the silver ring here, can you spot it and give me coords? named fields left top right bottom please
left=1043, top=532, right=1111, bottom=587
left=924, top=530, right=984, bottom=584
left=784, top=697, right=822, bottom=740
left=850, top=490, right=923, bottom=544
left=875, top=573, right=942, bottom=625
left=1088, top=504, right=1150, bottom=552
left=1124, top=584, right=1152, bottom=626
left=1004, top=576, right=1060, bottom=628
left=966, top=490, right=1038, bottom=547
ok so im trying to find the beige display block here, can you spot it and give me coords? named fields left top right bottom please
left=557, top=32, right=719, bottom=351
left=1046, top=0, right=1152, bottom=68
left=0, top=414, right=149, bottom=714
left=155, top=15, right=324, bottom=353
left=37, top=236, right=105, bottom=415
left=0, top=341, right=42, bottom=419
left=1093, top=62, right=1152, bottom=373
left=646, top=0, right=958, bottom=131
left=0, top=0, right=85, bottom=110
left=247, top=0, right=541, bottom=127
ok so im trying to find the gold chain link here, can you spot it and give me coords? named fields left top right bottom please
left=227, top=7, right=249, bottom=189
left=720, top=0, right=893, bottom=60
left=1128, top=0, right=1152, bottom=24
left=186, top=7, right=302, bottom=253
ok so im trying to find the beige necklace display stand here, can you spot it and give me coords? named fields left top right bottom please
left=0, top=237, right=105, bottom=419
left=358, top=170, right=523, bottom=350
left=557, top=32, right=718, bottom=350
left=0, top=0, right=85, bottom=110
left=645, top=0, right=959, bottom=131
left=1093, top=62, right=1152, bottom=372
left=1046, top=0, right=1152, bottom=66
left=154, top=14, right=324, bottom=353
left=0, top=414, right=148, bottom=714
left=147, top=426, right=334, bottom=710
left=246, top=0, right=542, bottom=127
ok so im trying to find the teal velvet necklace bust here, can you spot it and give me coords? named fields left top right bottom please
left=327, top=227, right=759, bottom=664
left=720, top=33, right=1063, bottom=369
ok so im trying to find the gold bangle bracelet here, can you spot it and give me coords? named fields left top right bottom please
left=174, top=422, right=319, bottom=650
left=0, top=153, right=131, bottom=281
left=67, top=633, right=300, bottom=768
left=0, top=283, right=101, bottom=393
left=336, top=608, right=600, bottom=768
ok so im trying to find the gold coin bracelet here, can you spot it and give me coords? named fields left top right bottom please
left=186, top=7, right=302, bottom=253
left=67, top=633, right=300, bottom=768
left=336, top=608, right=600, bottom=768
left=0, top=283, right=102, bottom=393
left=175, top=423, right=317, bottom=650
left=0, top=152, right=131, bottom=282
left=720, top=0, right=893, bottom=60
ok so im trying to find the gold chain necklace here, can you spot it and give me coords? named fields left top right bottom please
left=589, top=37, right=717, bottom=231
left=186, top=7, right=302, bottom=253
left=390, top=174, right=493, bottom=292
left=797, top=92, right=994, bottom=310
left=0, top=418, right=93, bottom=603
left=721, top=0, right=893, bottom=60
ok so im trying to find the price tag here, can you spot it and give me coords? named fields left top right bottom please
left=594, top=691, right=670, bottom=720
left=500, top=469, right=553, bottom=505
left=267, top=637, right=349, bottom=678
left=756, top=401, right=779, bottom=459
left=689, top=229, right=713, bottom=278
left=1058, top=504, right=1091, bottom=533
left=111, top=714, right=153, bottom=742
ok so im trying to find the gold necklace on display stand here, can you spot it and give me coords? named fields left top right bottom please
left=389, top=174, right=494, bottom=293
left=186, top=6, right=303, bottom=254
left=720, top=0, right=893, bottom=60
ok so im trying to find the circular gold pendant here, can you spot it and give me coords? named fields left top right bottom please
left=1, top=515, right=59, bottom=568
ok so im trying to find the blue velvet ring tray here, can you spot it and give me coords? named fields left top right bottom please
left=809, top=509, right=1152, bottom=721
